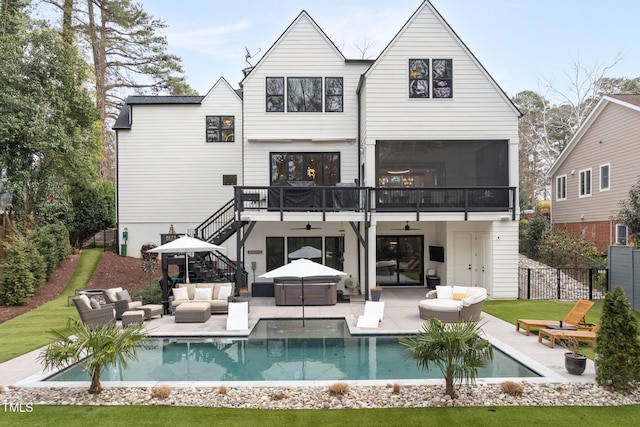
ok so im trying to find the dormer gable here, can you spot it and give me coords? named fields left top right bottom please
left=203, top=77, right=242, bottom=104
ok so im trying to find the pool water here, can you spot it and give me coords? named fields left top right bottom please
left=46, top=319, right=540, bottom=382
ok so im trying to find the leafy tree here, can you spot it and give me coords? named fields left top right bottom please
left=399, top=318, right=493, bottom=398
left=595, top=286, right=640, bottom=393
left=39, top=318, right=148, bottom=394
left=30, top=223, right=70, bottom=276
left=68, top=179, right=115, bottom=246
left=0, top=232, right=46, bottom=305
left=615, top=177, right=640, bottom=243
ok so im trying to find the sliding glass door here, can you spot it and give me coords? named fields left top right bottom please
left=376, top=236, right=423, bottom=286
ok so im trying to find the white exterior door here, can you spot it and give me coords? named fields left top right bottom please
left=454, top=232, right=491, bottom=293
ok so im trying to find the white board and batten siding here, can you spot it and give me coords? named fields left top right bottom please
left=241, top=12, right=369, bottom=187
left=118, top=78, right=242, bottom=253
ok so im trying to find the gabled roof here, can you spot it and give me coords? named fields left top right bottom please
left=202, top=77, right=243, bottom=103
left=363, top=1, right=521, bottom=117
left=547, top=95, right=640, bottom=177
left=112, top=96, right=205, bottom=130
left=240, top=10, right=346, bottom=85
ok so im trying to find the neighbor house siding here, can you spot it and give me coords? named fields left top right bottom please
left=551, top=102, right=640, bottom=225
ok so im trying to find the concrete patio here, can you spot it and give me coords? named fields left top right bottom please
left=0, top=288, right=595, bottom=387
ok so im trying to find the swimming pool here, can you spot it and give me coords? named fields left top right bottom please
left=45, top=319, right=540, bottom=382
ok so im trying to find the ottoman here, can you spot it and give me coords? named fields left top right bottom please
left=418, top=299, right=461, bottom=323
left=122, top=310, right=145, bottom=327
left=140, top=304, right=163, bottom=319
left=175, top=302, right=211, bottom=323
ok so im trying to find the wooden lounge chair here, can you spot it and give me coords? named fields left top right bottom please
left=537, top=323, right=600, bottom=348
left=516, top=299, right=595, bottom=335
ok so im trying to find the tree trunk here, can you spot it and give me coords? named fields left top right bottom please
left=88, top=368, right=102, bottom=394
left=444, top=376, right=456, bottom=398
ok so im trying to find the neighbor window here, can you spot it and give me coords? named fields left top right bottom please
left=287, top=77, right=322, bottom=112
left=556, top=175, right=567, bottom=200
left=206, top=116, right=234, bottom=142
left=616, top=224, right=628, bottom=245
left=222, top=175, right=237, bottom=185
left=325, top=77, right=343, bottom=112
left=600, top=164, right=610, bottom=191
left=409, top=59, right=429, bottom=98
left=579, top=168, right=592, bottom=197
left=266, top=77, right=285, bottom=112
left=432, top=59, right=453, bottom=98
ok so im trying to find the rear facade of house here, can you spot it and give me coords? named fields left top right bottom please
left=114, top=1, right=521, bottom=299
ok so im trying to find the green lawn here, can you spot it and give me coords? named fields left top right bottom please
left=0, top=248, right=103, bottom=363
left=2, top=404, right=640, bottom=426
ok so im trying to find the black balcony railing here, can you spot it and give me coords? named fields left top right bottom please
left=236, top=185, right=516, bottom=219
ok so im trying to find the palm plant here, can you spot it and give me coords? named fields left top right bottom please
left=399, top=318, right=493, bottom=397
left=39, top=318, right=149, bottom=394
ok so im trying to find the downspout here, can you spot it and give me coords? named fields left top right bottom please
left=356, top=74, right=365, bottom=297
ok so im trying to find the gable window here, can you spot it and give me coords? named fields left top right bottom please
left=432, top=59, right=453, bottom=98
left=409, top=59, right=429, bottom=98
left=325, top=77, right=343, bottom=112
left=206, top=116, right=234, bottom=142
left=556, top=175, right=567, bottom=200
left=266, top=77, right=285, bottom=112
left=270, top=152, right=340, bottom=185
left=409, top=59, right=453, bottom=99
left=600, top=164, right=610, bottom=191
left=579, top=168, right=592, bottom=197
left=287, top=77, right=322, bottom=112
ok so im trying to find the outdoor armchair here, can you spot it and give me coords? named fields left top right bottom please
left=72, top=295, right=116, bottom=326
left=102, top=287, right=143, bottom=319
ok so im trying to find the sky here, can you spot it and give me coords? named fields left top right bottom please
left=141, top=0, right=640, bottom=102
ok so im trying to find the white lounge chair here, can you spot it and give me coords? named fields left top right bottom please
left=357, top=301, right=384, bottom=328
left=226, top=301, right=249, bottom=331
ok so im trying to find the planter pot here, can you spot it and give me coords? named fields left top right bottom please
left=371, top=290, right=382, bottom=301
left=565, top=352, right=587, bottom=375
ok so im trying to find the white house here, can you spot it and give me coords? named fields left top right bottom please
left=114, top=1, right=521, bottom=300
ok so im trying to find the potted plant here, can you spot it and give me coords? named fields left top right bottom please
left=370, top=285, right=382, bottom=302
left=561, top=336, right=587, bottom=375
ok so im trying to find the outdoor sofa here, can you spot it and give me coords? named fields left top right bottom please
left=418, top=285, right=487, bottom=322
left=169, top=282, right=233, bottom=314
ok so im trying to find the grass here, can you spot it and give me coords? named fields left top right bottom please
left=1, top=404, right=640, bottom=426
left=0, top=248, right=103, bottom=363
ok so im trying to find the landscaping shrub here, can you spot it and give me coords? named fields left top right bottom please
left=134, top=281, right=162, bottom=304
left=217, top=385, right=228, bottom=395
left=328, top=382, right=350, bottom=396
left=0, top=232, right=46, bottom=305
left=595, top=286, right=640, bottom=393
left=151, top=385, right=172, bottom=399
left=30, top=223, right=70, bottom=277
left=500, top=381, right=524, bottom=396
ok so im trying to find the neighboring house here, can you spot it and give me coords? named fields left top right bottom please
left=548, top=94, right=640, bottom=251
left=114, top=1, right=521, bottom=299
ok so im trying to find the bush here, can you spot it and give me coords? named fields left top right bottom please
left=328, top=382, right=350, bottom=396
left=500, top=381, right=524, bottom=396
left=150, top=385, right=172, bottom=399
left=0, top=232, right=46, bottom=305
left=30, top=223, right=70, bottom=277
left=595, top=286, right=640, bottom=392
left=217, top=385, right=228, bottom=395
left=134, top=281, right=162, bottom=305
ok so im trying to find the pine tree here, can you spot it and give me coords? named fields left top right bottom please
left=595, top=286, right=640, bottom=392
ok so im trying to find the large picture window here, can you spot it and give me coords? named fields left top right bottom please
left=205, top=116, right=234, bottom=142
left=287, top=77, right=322, bottom=112
left=271, top=152, right=340, bottom=185
left=325, top=77, right=343, bottom=112
left=266, top=77, right=285, bottom=112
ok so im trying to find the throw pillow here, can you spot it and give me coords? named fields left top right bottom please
left=116, top=289, right=132, bottom=302
left=172, top=286, right=189, bottom=301
left=193, top=287, right=212, bottom=301
left=452, top=292, right=469, bottom=301
left=217, top=286, right=232, bottom=301
left=90, top=298, right=101, bottom=310
left=77, top=294, right=92, bottom=310
left=436, top=285, right=453, bottom=300
left=104, top=287, right=123, bottom=302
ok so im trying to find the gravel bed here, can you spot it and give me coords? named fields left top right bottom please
left=3, top=382, right=640, bottom=409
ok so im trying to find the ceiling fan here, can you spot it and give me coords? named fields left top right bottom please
left=392, top=221, right=421, bottom=231
left=291, top=222, right=322, bottom=231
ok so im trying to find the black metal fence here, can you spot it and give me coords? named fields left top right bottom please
left=83, top=228, right=117, bottom=252
left=518, top=267, right=608, bottom=300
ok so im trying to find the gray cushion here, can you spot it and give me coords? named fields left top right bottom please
left=116, top=289, right=132, bottom=302
left=90, top=298, right=101, bottom=310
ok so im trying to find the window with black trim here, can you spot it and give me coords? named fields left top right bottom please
left=206, top=116, right=234, bottom=142
left=432, top=59, right=453, bottom=98
left=287, top=77, right=322, bottom=112
left=556, top=175, right=567, bottom=200
left=325, top=77, right=343, bottom=112
left=266, top=237, right=285, bottom=272
left=409, top=59, right=429, bottom=98
left=266, top=77, right=284, bottom=112
left=270, top=152, right=340, bottom=185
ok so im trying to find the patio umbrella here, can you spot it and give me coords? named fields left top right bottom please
left=287, top=245, right=322, bottom=259
left=259, top=259, right=346, bottom=326
left=147, top=236, right=224, bottom=284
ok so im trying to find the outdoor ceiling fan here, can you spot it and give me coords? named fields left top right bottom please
left=291, top=222, right=322, bottom=231
left=392, top=221, right=420, bottom=231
